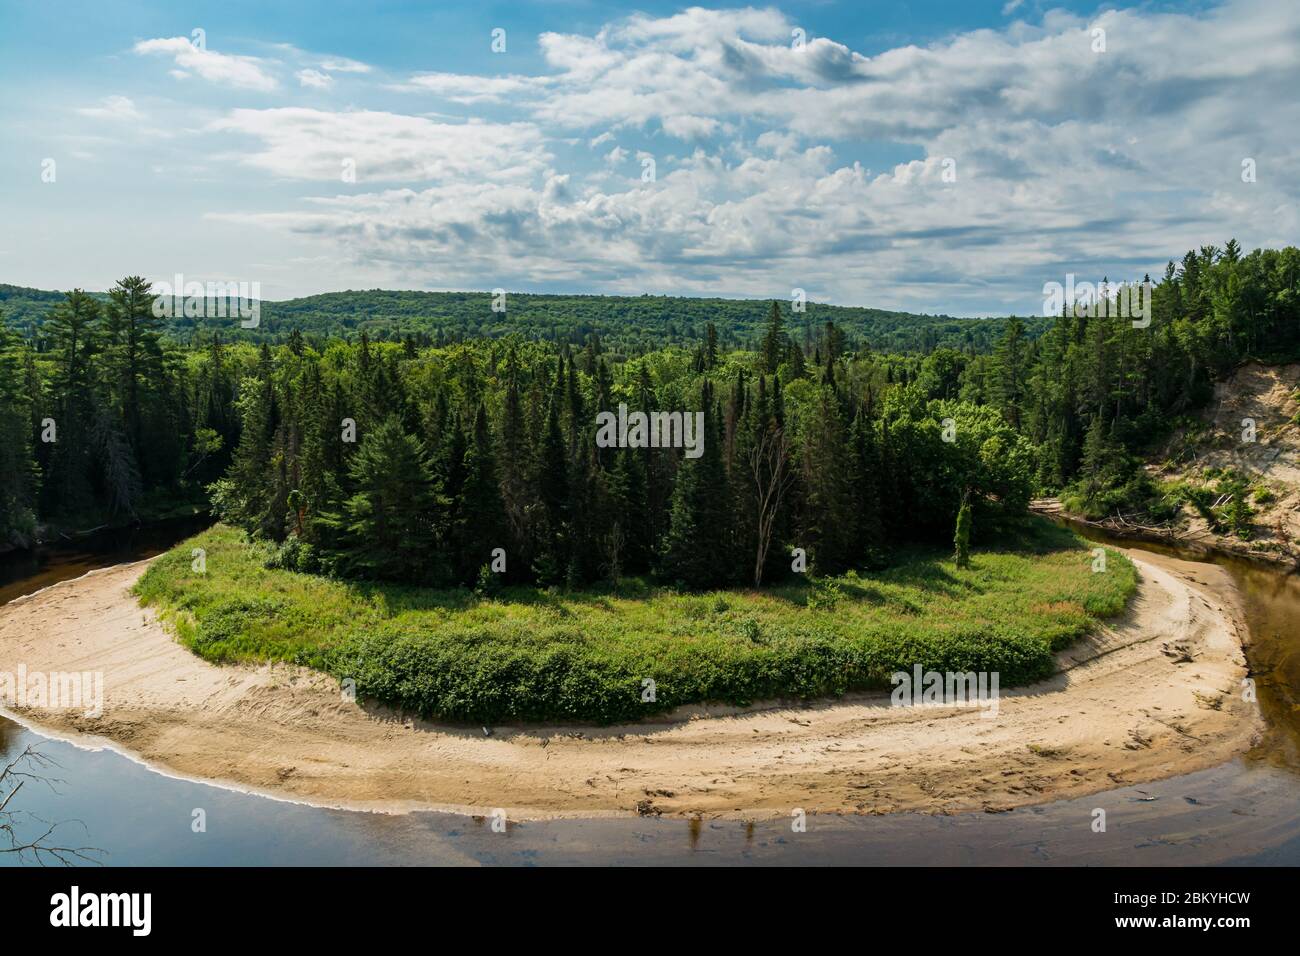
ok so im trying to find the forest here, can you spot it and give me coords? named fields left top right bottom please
left=0, top=283, right=1045, bottom=354
left=2, top=240, right=1299, bottom=592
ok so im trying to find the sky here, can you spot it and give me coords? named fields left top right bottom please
left=0, top=0, right=1294, bottom=316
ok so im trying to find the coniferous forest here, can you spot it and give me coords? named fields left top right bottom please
left=3, top=241, right=1299, bottom=592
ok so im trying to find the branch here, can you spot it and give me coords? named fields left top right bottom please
left=0, top=746, right=104, bottom=866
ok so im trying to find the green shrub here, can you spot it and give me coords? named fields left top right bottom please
left=136, top=523, right=1137, bottom=724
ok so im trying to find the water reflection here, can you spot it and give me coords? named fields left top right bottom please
left=0, top=515, right=211, bottom=606
left=1, top=516, right=1299, bottom=865
left=0, top=741, right=103, bottom=865
left=1055, top=518, right=1300, bottom=771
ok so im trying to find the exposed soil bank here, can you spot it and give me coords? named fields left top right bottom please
left=1037, top=362, right=1300, bottom=572
left=0, top=551, right=1262, bottom=819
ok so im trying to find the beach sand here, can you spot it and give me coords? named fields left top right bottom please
left=0, top=550, right=1263, bottom=820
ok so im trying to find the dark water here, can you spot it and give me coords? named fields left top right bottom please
left=2, top=519, right=1299, bottom=866
left=0, top=516, right=213, bottom=606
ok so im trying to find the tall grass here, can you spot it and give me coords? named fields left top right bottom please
left=135, top=522, right=1136, bottom=724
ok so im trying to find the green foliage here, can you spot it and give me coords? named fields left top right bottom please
left=11, top=241, right=1298, bottom=555
left=136, top=523, right=1136, bottom=724
left=954, top=497, right=972, bottom=569
left=2, top=283, right=1047, bottom=355
left=1026, top=243, right=1300, bottom=508
left=0, top=311, right=39, bottom=546
left=805, top=576, right=842, bottom=611
left=1213, top=469, right=1256, bottom=539
left=318, top=416, right=444, bottom=583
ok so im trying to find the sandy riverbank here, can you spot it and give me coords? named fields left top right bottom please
left=0, top=550, right=1263, bottom=819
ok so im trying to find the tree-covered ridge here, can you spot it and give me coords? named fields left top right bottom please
left=2, top=282, right=1045, bottom=354
left=2, top=240, right=1298, bottom=569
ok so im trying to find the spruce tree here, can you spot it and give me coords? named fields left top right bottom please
left=662, top=380, right=732, bottom=589
left=326, top=415, right=439, bottom=583
left=456, top=403, right=509, bottom=583
left=535, top=362, right=570, bottom=582
left=760, top=300, right=786, bottom=374
left=0, top=313, right=39, bottom=544
left=43, top=290, right=101, bottom=513
left=102, top=276, right=163, bottom=471
left=850, top=405, right=887, bottom=569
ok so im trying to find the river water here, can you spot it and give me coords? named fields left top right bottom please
left=2, top=519, right=1298, bottom=866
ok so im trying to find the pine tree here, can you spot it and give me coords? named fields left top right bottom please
left=992, top=316, right=1027, bottom=430
left=662, top=380, right=732, bottom=588
left=456, top=403, right=508, bottom=583
left=800, top=383, right=856, bottom=572
left=324, top=415, right=440, bottom=582
left=43, top=290, right=101, bottom=513
left=850, top=405, right=887, bottom=568
left=534, top=362, right=570, bottom=583
left=0, top=312, right=39, bottom=544
left=102, top=276, right=163, bottom=472
left=760, top=300, right=786, bottom=374
left=497, top=358, right=535, bottom=577
left=218, top=345, right=280, bottom=536
left=608, top=447, right=652, bottom=574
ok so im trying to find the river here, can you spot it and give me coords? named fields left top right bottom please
left=2, top=519, right=1298, bottom=866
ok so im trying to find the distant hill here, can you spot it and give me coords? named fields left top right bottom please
left=0, top=283, right=1043, bottom=354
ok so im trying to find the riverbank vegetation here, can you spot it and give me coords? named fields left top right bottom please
left=2, top=239, right=1294, bottom=716
left=135, top=521, right=1134, bottom=723
left=2, top=242, right=1295, bottom=556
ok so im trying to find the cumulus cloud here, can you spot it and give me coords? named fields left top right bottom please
left=134, top=36, right=278, bottom=91
left=205, top=1, right=1300, bottom=312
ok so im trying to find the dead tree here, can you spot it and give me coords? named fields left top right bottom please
left=750, top=425, right=795, bottom=588
left=0, top=745, right=103, bottom=866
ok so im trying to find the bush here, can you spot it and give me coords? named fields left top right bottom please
left=136, top=523, right=1137, bottom=725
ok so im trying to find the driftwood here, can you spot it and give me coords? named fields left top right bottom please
left=1034, top=499, right=1300, bottom=571
left=56, top=523, right=110, bottom=541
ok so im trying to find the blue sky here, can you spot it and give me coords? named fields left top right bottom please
left=0, top=0, right=1292, bottom=315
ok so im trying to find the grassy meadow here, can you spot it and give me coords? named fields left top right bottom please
left=134, top=521, right=1136, bottom=724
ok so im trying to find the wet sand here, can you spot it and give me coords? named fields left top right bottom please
left=0, top=550, right=1263, bottom=819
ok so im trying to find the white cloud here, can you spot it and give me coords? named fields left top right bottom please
left=319, top=56, right=372, bottom=74
left=201, top=1, right=1300, bottom=312
left=207, top=108, right=549, bottom=183
left=76, top=95, right=142, bottom=120
left=392, top=72, right=546, bottom=103
left=134, top=36, right=278, bottom=91
left=296, top=69, right=334, bottom=89
left=661, top=114, right=719, bottom=140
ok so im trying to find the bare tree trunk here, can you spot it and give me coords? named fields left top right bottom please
left=751, top=426, right=794, bottom=588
